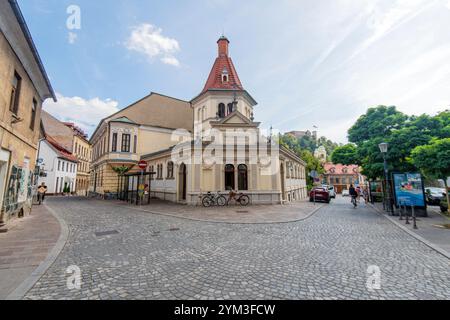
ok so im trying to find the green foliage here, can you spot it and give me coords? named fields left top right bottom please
left=411, top=139, right=450, bottom=181
left=113, top=166, right=132, bottom=175
left=348, top=106, right=408, bottom=144
left=331, top=144, right=357, bottom=165
left=280, top=135, right=326, bottom=190
left=347, top=106, right=450, bottom=180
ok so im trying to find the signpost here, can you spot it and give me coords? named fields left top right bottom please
left=138, top=161, right=147, bottom=205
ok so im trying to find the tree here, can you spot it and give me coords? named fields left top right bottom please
left=348, top=106, right=408, bottom=145
left=280, top=135, right=324, bottom=190
left=346, top=106, right=450, bottom=181
left=412, top=138, right=450, bottom=213
left=331, top=144, right=357, bottom=165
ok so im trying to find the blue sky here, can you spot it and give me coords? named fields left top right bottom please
left=20, top=0, right=450, bottom=143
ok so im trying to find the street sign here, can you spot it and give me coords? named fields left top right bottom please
left=138, top=160, right=147, bottom=170
left=309, top=171, right=319, bottom=179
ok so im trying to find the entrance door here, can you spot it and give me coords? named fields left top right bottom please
left=179, top=163, right=187, bottom=201
left=94, top=172, right=97, bottom=193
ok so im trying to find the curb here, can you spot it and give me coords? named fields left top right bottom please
left=119, top=201, right=326, bottom=225
left=368, top=204, right=450, bottom=260
left=6, top=204, right=70, bottom=300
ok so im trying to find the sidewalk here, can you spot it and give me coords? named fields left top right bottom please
left=114, top=199, right=325, bottom=224
left=0, top=204, right=61, bottom=299
left=371, top=202, right=450, bottom=258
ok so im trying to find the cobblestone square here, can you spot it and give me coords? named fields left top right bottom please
left=19, top=197, right=450, bottom=300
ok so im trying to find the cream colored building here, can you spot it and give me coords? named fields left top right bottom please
left=90, top=37, right=308, bottom=205
left=65, top=123, right=91, bottom=196
left=314, top=146, right=327, bottom=163
left=89, top=93, right=193, bottom=196
left=0, top=1, right=56, bottom=231
left=40, top=111, right=91, bottom=196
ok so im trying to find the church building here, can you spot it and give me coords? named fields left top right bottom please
left=90, top=37, right=308, bottom=205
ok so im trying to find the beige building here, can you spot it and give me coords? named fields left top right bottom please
left=40, top=111, right=91, bottom=196
left=64, top=123, right=91, bottom=196
left=323, top=163, right=367, bottom=194
left=0, top=0, right=56, bottom=231
left=90, top=37, right=308, bottom=205
left=89, top=93, right=192, bottom=196
left=314, top=146, right=327, bottom=163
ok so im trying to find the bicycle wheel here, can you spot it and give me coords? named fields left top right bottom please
left=216, top=196, right=227, bottom=207
left=202, top=197, right=212, bottom=208
left=238, top=195, right=250, bottom=206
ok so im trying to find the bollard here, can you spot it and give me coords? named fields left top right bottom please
left=412, top=205, right=418, bottom=230
left=405, top=206, right=410, bottom=225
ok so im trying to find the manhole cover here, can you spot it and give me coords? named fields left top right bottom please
left=236, top=211, right=249, bottom=213
left=95, top=230, right=120, bottom=237
left=168, top=228, right=180, bottom=232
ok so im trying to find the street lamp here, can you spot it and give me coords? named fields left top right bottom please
left=379, top=142, right=392, bottom=214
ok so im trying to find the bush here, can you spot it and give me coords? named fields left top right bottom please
left=441, top=200, right=449, bottom=215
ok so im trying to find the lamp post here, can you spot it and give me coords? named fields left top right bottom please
left=379, top=142, right=392, bottom=214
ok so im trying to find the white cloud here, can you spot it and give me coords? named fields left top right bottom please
left=43, top=93, right=120, bottom=137
left=346, top=0, right=436, bottom=62
left=125, top=23, right=180, bottom=67
left=161, top=56, right=180, bottom=67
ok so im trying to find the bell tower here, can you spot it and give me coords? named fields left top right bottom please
left=192, top=36, right=258, bottom=132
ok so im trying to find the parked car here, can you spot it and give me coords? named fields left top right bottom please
left=425, top=187, right=446, bottom=206
left=327, top=186, right=336, bottom=199
left=310, top=187, right=331, bottom=203
left=342, top=190, right=350, bottom=197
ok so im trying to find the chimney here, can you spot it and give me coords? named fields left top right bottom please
left=217, top=36, right=229, bottom=57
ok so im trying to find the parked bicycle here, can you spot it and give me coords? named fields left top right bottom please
left=227, top=190, right=250, bottom=207
left=201, top=191, right=227, bottom=208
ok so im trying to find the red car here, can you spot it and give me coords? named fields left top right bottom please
left=309, top=187, right=331, bottom=203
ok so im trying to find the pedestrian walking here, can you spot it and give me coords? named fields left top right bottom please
left=37, top=182, right=48, bottom=205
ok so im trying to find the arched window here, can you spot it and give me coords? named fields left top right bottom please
left=227, top=103, right=234, bottom=115
left=202, top=107, right=206, bottom=120
left=149, top=165, right=154, bottom=180
left=167, top=162, right=174, bottom=179
left=218, top=103, right=226, bottom=118
left=238, top=164, right=248, bottom=191
left=225, top=164, right=235, bottom=191
left=198, top=108, right=202, bottom=122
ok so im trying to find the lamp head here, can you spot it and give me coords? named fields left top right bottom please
left=379, top=142, right=389, bottom=154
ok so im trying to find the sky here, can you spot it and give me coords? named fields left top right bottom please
left=19, top=0, right=450, bottom=143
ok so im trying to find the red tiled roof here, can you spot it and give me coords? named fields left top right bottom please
left=201, top=37, right=244, bottom=94
left=324, top=163, right=360, bottom=175
left=46, top=135, right=78, bottom=163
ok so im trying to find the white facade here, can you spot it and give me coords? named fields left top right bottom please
left=37, top=140, right=78, bottom=194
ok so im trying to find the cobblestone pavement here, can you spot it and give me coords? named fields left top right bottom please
left=117, top=199, right=324, bottom=224
left=25, top=197, right=450, bottom=300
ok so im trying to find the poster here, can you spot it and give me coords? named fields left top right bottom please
left=393, top=173, right=426, bottom=207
